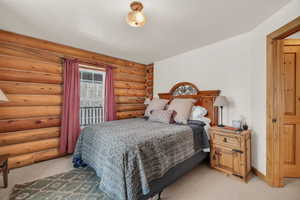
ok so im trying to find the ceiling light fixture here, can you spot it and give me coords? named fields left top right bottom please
left=126, top=1, right=146, bottom=27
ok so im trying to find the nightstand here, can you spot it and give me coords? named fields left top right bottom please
left=209, top=126, right=251, bottom=182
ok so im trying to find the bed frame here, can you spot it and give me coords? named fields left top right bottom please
left=140, top=82, right=220, bottom=200
left=158, top=82, right=220, bottom=126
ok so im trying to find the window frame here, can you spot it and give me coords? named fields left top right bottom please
left=79, top=65, right=106, bottom=126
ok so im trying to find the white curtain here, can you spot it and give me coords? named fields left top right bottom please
left=79, top=68, right=105, bottom=125
left=80, top=82, right=103, bottom=107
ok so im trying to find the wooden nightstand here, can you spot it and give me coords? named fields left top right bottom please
left=209, top=126, right=251, bottom=182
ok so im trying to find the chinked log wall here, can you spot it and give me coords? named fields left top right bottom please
left=0, top=30, right=153, bottom=169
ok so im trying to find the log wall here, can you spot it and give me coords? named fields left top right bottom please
left=145, top=64, right=154, bottom=99
left=0, top=30, right=152, bottom=169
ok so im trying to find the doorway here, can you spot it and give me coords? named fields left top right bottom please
left=266, top=16, right=300, bottom=187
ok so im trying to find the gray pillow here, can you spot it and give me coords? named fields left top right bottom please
left=148, top=109, right=176, bottom=124
left=144, top=98, right=169, bottom=117
left=167, top=98, right=196, bottom=124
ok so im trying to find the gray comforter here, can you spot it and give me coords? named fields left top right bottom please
left=73, top=118, right=207, bottom=200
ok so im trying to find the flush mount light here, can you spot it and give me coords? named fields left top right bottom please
left=126, top=1, right=146, bottom=27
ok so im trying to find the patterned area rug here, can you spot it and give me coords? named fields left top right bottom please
left=9, top=167, right=111, bottom=200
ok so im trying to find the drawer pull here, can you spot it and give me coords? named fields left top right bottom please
left=232, top=149, right=243, bottom=153
left=223, top=138, right=227, bottom=142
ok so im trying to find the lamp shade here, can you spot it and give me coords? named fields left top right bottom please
left=214, top=96, right=228, bottom=107
left=0, top=89, right=8, bottom=102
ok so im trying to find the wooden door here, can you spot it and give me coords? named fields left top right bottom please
left=282, top=39, right=300, bottom=177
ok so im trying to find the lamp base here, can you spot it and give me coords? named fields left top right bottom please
left=217, top=124, right=225, bottom=127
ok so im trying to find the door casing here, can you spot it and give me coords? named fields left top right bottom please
left=266, top=16, right=300, bottom=187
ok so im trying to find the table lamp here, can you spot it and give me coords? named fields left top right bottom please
left=214, top=96, right=228, bottom=127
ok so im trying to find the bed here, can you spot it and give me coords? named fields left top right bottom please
left=73, top=82, right=220, bottom=200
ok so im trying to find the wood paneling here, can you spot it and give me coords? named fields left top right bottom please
left=114, top=72, right=145, bottom=83
left=8, top=148, right=61, bottom=169
left=115, top=88, right=146, bottom=97
left=117, top=104, right=146, bottom=112
left=0, top=55, right=62, bottom=74
left=0, top=95, right=62, bottom=106
left=0, top=30, right=148, bottom=169
left=0, top=81, right=62, bottom=95
left=0, top=32, right=146, bottom=68
left=0, top=68, right=62, bottom=84
left=113, top=66, right=146, bottom=76
left=0, top=138, right=59, bottom=157
left=0, top=41, right=61, bottom=63
left=0, top=127, right=60, bottom=146
left=0, top=106, right=61, bottom=120
left=0, top=116, right=61, bottom=133
left=115, top=96, right=145, bottom=104
left=145, top=64, right=154, bottom=99
left=117, top=110, right=145, bottom=119
left=114, top=81, right=145, bottom=90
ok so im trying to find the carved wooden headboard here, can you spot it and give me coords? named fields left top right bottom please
left=158, top=82, right=221, bottom=126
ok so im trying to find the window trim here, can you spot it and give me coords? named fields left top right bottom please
left=79, top=65, right=106, bottom=125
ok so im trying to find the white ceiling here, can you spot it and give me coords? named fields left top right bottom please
left=0, top=0, right=291, bottom=64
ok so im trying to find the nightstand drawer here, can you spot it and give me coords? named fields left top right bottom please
left=214, top=133, right=240, bottom=148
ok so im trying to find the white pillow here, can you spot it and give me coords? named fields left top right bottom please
left=189, top=106, right=208, bottom=120
left=144, top=98, right=169, bottom=117
left=167, top=98, right=195, bottom=124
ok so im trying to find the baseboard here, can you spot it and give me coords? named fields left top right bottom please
left=252, top=167, right=268, bottom=183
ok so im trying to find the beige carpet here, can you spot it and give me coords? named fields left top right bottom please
left=0, top=156, right=299, bottom=200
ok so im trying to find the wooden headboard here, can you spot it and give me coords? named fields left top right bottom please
left=158, top=82, right=221, bottom=126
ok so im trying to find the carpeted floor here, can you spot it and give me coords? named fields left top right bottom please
left=1, top=156, right=300, bottom=200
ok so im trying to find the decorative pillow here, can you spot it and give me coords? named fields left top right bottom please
left=144, top=98, right=169, bottom=117
left=148, top=109, right=176, bottom=124
left=167, top=98, right=195, bottom=124
left=189, top=106, right=208, bottom=120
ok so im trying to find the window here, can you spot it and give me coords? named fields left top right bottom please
left=79, top=67, right=105, bottom=126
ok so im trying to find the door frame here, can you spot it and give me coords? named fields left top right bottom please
left=266, top=16, right=300, bottom=187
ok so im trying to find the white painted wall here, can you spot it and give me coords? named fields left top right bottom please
left=154, top=0, right=300, bottom=174
left=154, top=32, right=253, bottom=126
left=248, top=0, right=299, bottom=174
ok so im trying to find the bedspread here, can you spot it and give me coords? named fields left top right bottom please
left=73, top=118, right=207, bottom=200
